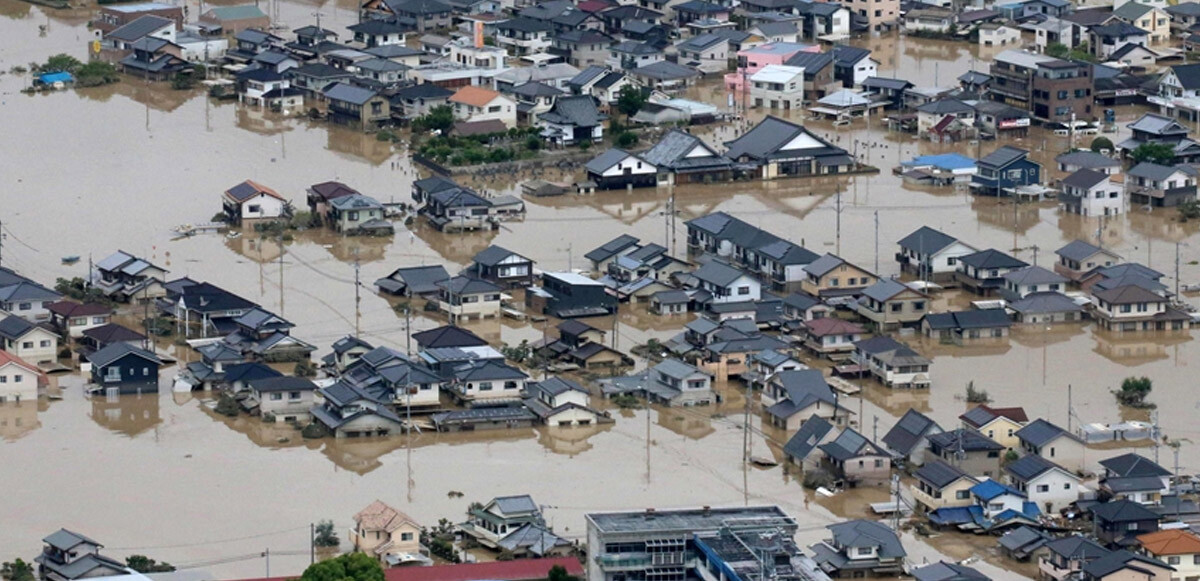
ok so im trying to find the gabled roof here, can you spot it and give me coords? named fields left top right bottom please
left=820, top=427, right=887, bottom=461
left=1016, top=418, right=1079, bottom=447
left=539, top=95, right=606, bottom=126
left=86, top=341, right=161, bottom=367
left=586, top=235, right=640, bottom=263
left=959, top=249, right=1027, bottom=270
left=1083, top=550, right=1172, bottom=579
left=1128, top=112, right=1189, bottom=136
left=915, top=460, right=973, bottom=489
left=911, top=561, right=989, bottom=581
left=225, top=179, right=285, bottom=202
left=783, top=415, right=833, bottom=461
left=633, top=61, right=700, bottom=81
left=473, top=245, right=529, bottom=267
left=826, top=520, right=905, bottom=558
left=803, top=317, right=864, bottom=337
left=1062, top=168, right=1109, bottom=190
left=724, top=115, right=845, bottom=162
left=1046, top=535, right=1111, bottom=561
left=927, top=428, right=1003, bottom=452
left=1091, top=21, right=1149, bottom=38
left=978, top=145, right=1030, bottom=168
left=323, top=82, right=378, bottom=105
left=861, top=278, right=919, bottom=303
left=1057, top=239, right=1115, bottom=262
left=692, top=261, right=747, bottom=287
left=1009, top=291, right=1082, bottom=314
left=107, top=14, right=173, bottom=42
left=437, top=276, right=502, bottom=296
left=1006, top=454, right=1071, bottom=482
left=960, top=404, right=1028, bottom=428
left=355, top=500, right=419, bottom=532
left=1003, top=265, right=1066, bottom=286
left=883, top=409, right=941, bottom=455
left=1100, top=453, right=1170, bottom=478
left=1092, top=499, right=1161, bottom=523
left=1093, top=284, right=1165, bottom=305
left=970, top=479, right=1025, bottom=501
left=784, top=50, right=833, bottom=73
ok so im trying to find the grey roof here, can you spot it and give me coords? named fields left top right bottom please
left=1168, top=2, right=1200, bottom=17
left=1091, top=21, right=1149, bottom=38
left=585, top=148, right=642, bottom=174
left=924, top=309, right=1011, bottom=331
left=652, top=358, right=708, bottom=380
left=1003, top=265, right=1067, bottom=286
left=861, top=278, right=912, bottom=303
left=725, top=116, right=843, bottom=162
left=540, top=94, right=604, bottom=126
left=1010, top=291, right=1082, bottom=314
left=754, top=21, right=798, bottom=36
left=437, top=276, right=501, bottom=295
left=249, top=376, right=317, bottom=393
left=1100, top=453, right=1170, bottom=478
left=323, top=82, right=378, bottom=105
left=783, top=415, right=833, bottom=461
left=378, top=265, right=449, bottom=295
left=1128, top=113, right=1189, bottom=136
left=356, top=57, right=407, bottom=73
left=999, top=526, right=1052, bottom=555
left=492, top=494, right=539, bottom=515
left=497, top=16, right=554, bottom=32
left=43, top=529, right=102, bottom=551
left=642, top=129, right=730, bottom=170
left=586, top=235, right=641, bottom=263
left=1128, top=161, right=1185, bottom=181
left=927, top=428, right=1004, bottom=452
left=568, top=65, right=609, bottom=88
left=959, top=248, right=1027, bottom=270
left=364, top=45, right=423, bottom=59
left=677, top=33, right=727, bottom=52
left=513, top=81, right=565, bottom=98
left=87, top=342, right=162, bottom=368
left=291, top=62, right=352, bottom=79
left=803, top=254, right=846, bottom=277
left=854, top=336, right=930, bottom=366
left=917, top=98, right=974, bottom=115
left=0, top=315, right=36, bottom=340
left=1016, top=418, right=1078, bottom=447
left=862, top=76, right=912, bottom=91
left=1046, top=535, right=1111, bottom=560
left=1093, top=284, right=1165, bottom=305
left=692, top=261, right=746, bottom=287
left=882, top=409, right=940, bottom=455
left=1083, top=550, right=1170, bottom=579
left=820, top=428, right=886, bottom=462
left=831, top=44, right=871, bottom=66
left=770, top=369, right=835, bottom=414
left=107, top=14, right=173, bottom=42
left=1006, top=454, right=1067, bottom=481
left=784, top=51, right=833, bottom=73
left=633, top=61, right=700, bottom=81
left=978, top=145, right=1029, bottom=168
left=473, top=245, right=527, bottom=267
left=1091, top=500, right=1161, bottom=523
left=911, top=562, right=989, bottom=581
left=1062, top=168, right=1109, bottom=190
left=1056, top=239, right=1110, bottom=262
left=916, top=460, right=972, bottom=489
left=531, top=376, right=587, bottom=397
left=611, top=40, right=661, bottom=55
left=1104, top=476, right=1168, bottom=493
left=826, top=520, right=905, bottom=558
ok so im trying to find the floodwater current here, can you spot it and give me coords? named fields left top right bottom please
left=0, top=1, right=1198, bottom=577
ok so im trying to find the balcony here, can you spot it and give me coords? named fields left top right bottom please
left=1038, top=557, right=1074, bottom=581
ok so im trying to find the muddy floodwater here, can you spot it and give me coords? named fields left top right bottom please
left=1, top=1, right=1200, bottom=577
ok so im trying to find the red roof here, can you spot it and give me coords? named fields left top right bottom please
left=230, top=558, right=584, bottom=581
left=804, top=317, right=865, bottom=337
left=0, top=350, right=48, bottom=387
left=47, top=300, right=113, bottom=318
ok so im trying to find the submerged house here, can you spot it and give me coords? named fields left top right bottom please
left=970, top=146, right=1042, bottom=197
left=600, top=358, right=715, bottom=406
left=640, top=129, right=733, bottom=186
left=86, top=342, right=162, bottom=395
left=526, top=272, right=616, bottom=318
left=724, top=116, right=855, bottom=179
left=311, top=379, right=405, bottom=438
left=93, top=250, right=169, bottom=303
left=223, top=180, right=290, bottom=224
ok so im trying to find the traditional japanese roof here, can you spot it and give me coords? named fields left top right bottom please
left=783, top=415, right=833, bottom=461
left=1082, top=550, right=1171, bottom=579
left=1138, top=529, right=1200, bottom=556
left=355, top=500, right=419, bottom=532
left=882, top=408, right=939, bottom=456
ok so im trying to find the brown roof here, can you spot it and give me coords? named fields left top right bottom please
left=1139, top=529, right=1200, bottom=556
left=47, top=300, right=113, bottom=318
left=804, top=317, right=866, bottom=337
left=309, top=181, right=361, bottom=202
left=354, top=500, right=419, bottom=533
left=452, top=119, right=508, bottom=136
left=1093, top=285, right=1164, bottom=305
left=0, top=350, right=48, bottom=387
left=450, top=85, right=502, bottom=107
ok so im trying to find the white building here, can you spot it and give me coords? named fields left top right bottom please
left=690, top=261, right=761, bottom=304
left=1005, top=455, right=1081, bottom=513
left=0, top=350, right=43, bottom=403
left=449, top=86, right=518, bottom=128
left=1061, top=168, right=1124, bottom=217
left=978, top=23, right=1022, bottom=46
left=0, top=316, right=59, bottom=366
left=749, top=65, right=805, bottom=110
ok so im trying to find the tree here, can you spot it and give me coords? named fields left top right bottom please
left=1179, top=198, right=1200, bottom=221
left=1116, top=376, right=1153, bottom=407
left=1131, top=143, right=1176, bottom=166
left=75, top=61, right=120, bottom=87
left=413, top=105, right=455, bottom=133
left=1045, top=43, right=1069, bottom=58
left=547, top=565, right=580, bottom=581
left=616, top=131, right=638, bottom=148
left=38, top=53, right=82, bottom=73
left=1067, top=42, right=1097, bottom=63
left=615, top=85, right=648, bottom=119
left=171, top=72, right=195, bottom=90
left=1090, top=136, right=1113, bottom=153
left=2, top=559, right=35, bottom=581
left=965, top=381, right=990, bottom=404
left=524, top=135, right=541, bottom=151
left=314, top=520, right=340, bottom=548
left=301, top=553, right=384, bottom=581
left=126, top=556, right=175, bottom=573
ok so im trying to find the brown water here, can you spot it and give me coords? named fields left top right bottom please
left=0, top=4, right=1197, bottom=577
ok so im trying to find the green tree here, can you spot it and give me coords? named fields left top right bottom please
left=1116, top=376, right=1153, bottom=407
left=547, top=565, right=580, bottom=581
left=126, top=556, right=175, bottom=573
left=1090, top=136, right=1113, bottom=153
left=1067, top=42, right=1097, bottom=63
left=616, top=131, right=638, bottom=148
left=314, top=520, right=339, bottom=548
left=1045, top=43, right=1069, bottom=58
left=1179, top=198, right=1200, bottom=221
left=301, top=552, right=384, bottom=581
left=1131, top=143, right=1177, bottom=166
left=413, top=105, right=455, bottom=133
left=615, top=85, right=648, bottom=119
left=75, top=61, right=120, bottom=87
left=2, top=559, right=35, bottom=581
left=965, top=381, right=990, bottom=404
left=39, top=53, right=82, bottom=73
left=171, top=72, right=195, bottom=90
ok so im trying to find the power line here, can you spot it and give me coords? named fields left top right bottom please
left=107, top=525, right=310, bottom=551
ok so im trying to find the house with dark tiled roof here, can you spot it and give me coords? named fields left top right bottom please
left=1125, top=162, right=1198, bottom=208
left=470, top=245, right=535, bottom=288
left=1099, top=453, right=1170, bottom=505
left=955, top=249, right=1029, bottom=295
left=881, top=408, right=942, bottom=466
left=641, top=129, right=733, bottom=186
left=783, top=414, right=835, bottom=467
left=856, top=278, right=929, bottom=331
left=1016, top=418, right=1085, bottom=473
left=1091, top=283, right=1190, bottom=332
left=852, top=336, right=930, bottom=389
left=960, top=404, right=1028, bottom=450
left=971, top=145, right=1041, bottom=196
left=1082, top=550, right=1173, bottom=581
left=762, top=369, right=847, bottom=431
left=797, top=316, right=864, bottom=358
left=818, top=427, right=892, bottom=485
left=1092, top=500, right=1162, bottom=548
left=1041, top=536, right=1113, bottom=581
left=1006, top=454, right=1081, bottom=513
left=926, top=428, right=1005, bottom=478
left=921, top=309, right=1011, bottom=343
left=1055, top=240, right=1121, bottom=282
left=723, top=115, right=855, bottom=179
left=35, top=529, right=127, bottom=581
left=809, top=520, right=906, bottom=577
left=912, top=460, right=979, bottom=512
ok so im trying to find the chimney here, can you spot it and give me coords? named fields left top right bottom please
left=474, top=21, right=484, bottom=49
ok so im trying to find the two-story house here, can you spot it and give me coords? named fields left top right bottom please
left=852, top=336, right=931, bottom=389
left=1126, top=162, right=1198, bottom=208
left=762, top=368, right=846, bottom=430
left=1099, top=453, right=1171, bottom=505
left=247, top=376, right=316, bottom=423
left=496, top=17, right=553, bottom=56
left=1055, top=240, right=1121, bottom=283
left=524, top=376, right=601, bottom=427
left=1041, top=536, right=1112, bottom=581
left=881, top=408, right=942, bottom=466
left=1092, top=500, right=1161, bottom=548
left=351, top=500, right=423, bottom=566
left=1016, top=418, right=1086, bottom=473
left=0, top=315, right=59, bottom=365
left=449, top=86, right=518, bottom=129
left=328, top=194, right=392, bottom=235
left=896, top=227, right=978, bottom=283
left=1001, top=266, right=1068, bottom=302
left=436, top=276, right=502, bottom=322
left=0, top=350, right=45, bottom=404
left=809, top=520, right=906, bottom=577
left=93, top=250, right=168, bottom=303
left=960, top=404, right=1028, bottom=450
left=1062, top=169, right=1125, bottom=218
left=971, top=145, right=1042, bottom=196
left=819, top=427, right=892, bottom=486
left=955, top=249, right=1029, bottom=295
left=460, top=495, right=545, bottom=549
left=801, top=254, right=876, bottom=298
left=691, top=261, right=762, bottom=304
left=912, top=460, right=979, bottom=513
left=35, top=530, right=127, bottom=581
left=1007, top=454, right=1082, bottom=513
left=1092, top=284, right=1190, bottom=332
left=926, top=428, right=1005, bottom=478
left=1138, top=529, right=1200, bottom=581
left=799, top=317, right=864, bottom=359
left=855, top=279, right=929, bottom=331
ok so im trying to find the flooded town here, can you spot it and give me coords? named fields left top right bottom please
left=8, top=0, right=1200, bottom=580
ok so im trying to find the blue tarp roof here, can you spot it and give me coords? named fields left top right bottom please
left=38, top=71, right=74, bottom=84
left=903, top=153, right=976, bottom=170
left=971, top=479, right=1026, bottom=501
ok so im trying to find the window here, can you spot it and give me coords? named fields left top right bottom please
left=737, top=286, right=750, bottom=295
left=1064, top=483, right=1072, bottom=490
left=913, top=301, right=925, bottom=311
left=248, top=204, right=261, bottom=214
left=955, top=490, right=970, bottom=500
left=13, top=375, right=21, bottom=383
left=18, top=303, right=30, bottom=311
left=289, top=391, right=301, bottom=400
left=92, top=316, right=106, bottom=324
left=21, top=342, right=32, bottom=349
left=1128, top=523, right=1139, bottom=531
left=890, top=303, right=902, bottom=312
left=0, top=376, right=6, bottom=384
left=104, top=366, right=121, bottom=382
left=856, top=547, right=873, bottom=556
left=401, top=532, right=414, bottom=541
left=1036, top=484, right=1049, bottom=492
left=270, top=393, right=283, bottom=400
left=1057, top=90, right=1068, bottom=99
left=479, top=382, right=493, bottom=391
left=874, top=459, right=883, bottom=468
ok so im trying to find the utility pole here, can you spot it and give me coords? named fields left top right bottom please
left=835, top=188, right=842, bottom=255
left=354, top=251, right=362, bottom=336
left=742, top=386, right=751, bottom=463
left=0, top=218, right=4, bottom=268
left=263, top=548, right=270, bottom=578
left=872, top=415, right=878, bottom=444
left=873, top=210, right=879, bottom=275
left=1176, top=241, right=1183, bottom=300
left=1152, top=410, right=1161, bottom=465
left=278, top=234, right=285, bottom=315
left=310, top=523, right=315, bottom=565
left=1067, top=384, right=1072, bottom=433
